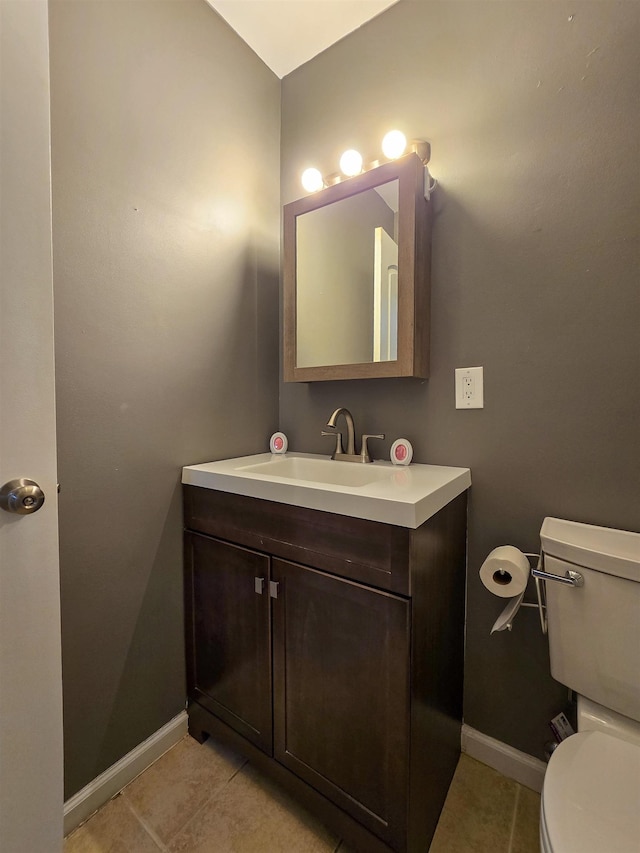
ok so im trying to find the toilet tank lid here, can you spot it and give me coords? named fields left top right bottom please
left=540, top=517, right=640, bottom=582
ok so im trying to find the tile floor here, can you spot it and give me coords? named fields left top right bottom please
left=64, top=735, right=540, bottom=852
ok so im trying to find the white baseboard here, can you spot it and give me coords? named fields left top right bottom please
left=64, top=714, right=543, bottom=834
left=63, top=710, right=188, bottom=836
left=461, top=724, right=547, bottom=793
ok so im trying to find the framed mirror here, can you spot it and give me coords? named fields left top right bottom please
left=283, top=152, right=432, bottom=382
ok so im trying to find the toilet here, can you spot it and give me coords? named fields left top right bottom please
left=538, top=517, right=640, bottom=852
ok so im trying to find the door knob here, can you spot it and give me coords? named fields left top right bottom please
left=0, top=479, right=45, bottom=515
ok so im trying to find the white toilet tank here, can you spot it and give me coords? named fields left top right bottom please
left=540, top=517, right=640, bottom=724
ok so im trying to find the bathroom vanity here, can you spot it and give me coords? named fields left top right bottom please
left=182, top=454, right=470, bottom=852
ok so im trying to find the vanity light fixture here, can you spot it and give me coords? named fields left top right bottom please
left=301, top=167, right=324, bottom=193
left=381, top=130, right=407, bottom=160
left=299, top=134, right=437, bottom=197
left=339, top=149, right=364, bottom=177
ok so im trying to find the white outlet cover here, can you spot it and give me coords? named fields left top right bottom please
left=455, top=366, right=484, bottom=409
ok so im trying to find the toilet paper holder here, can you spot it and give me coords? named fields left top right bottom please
left=481, top=546, right=585, bottom=634
left=495, top=551, right=549, bottom=634
left=479, top=548, right=545, bottom=634
left=530, top=552, right=584, bottom=635
left=482, top=543, right=585, bottom=635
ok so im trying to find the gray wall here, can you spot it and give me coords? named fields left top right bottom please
left=280, top=0, right=640, bottom=758
left=49, top=0, right=280, bottom=798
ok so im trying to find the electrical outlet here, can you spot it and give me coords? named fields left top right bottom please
left=455, top=366, right=484, bottom=409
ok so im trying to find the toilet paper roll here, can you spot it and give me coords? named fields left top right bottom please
left=480, top=546, right=531, bottom=634
left=479, top=546, right=530, bottom=598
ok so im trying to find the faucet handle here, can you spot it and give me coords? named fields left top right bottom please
left=360, top=434, right=385, bottom=463
left=321, top=429, right=344, bottom=459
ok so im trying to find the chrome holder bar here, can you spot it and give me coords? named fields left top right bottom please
left=534, top=572, right=548, bottom=635
left=529, top=552, right=584, bottom=635
left=521, top=552, right=547, bottom=634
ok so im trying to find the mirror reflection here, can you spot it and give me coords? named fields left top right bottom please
left=296, top=179, right=399, bottom=368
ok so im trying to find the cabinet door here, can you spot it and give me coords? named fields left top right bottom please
left=271, top=559, right=410, bottom=849
left=185, top=533, right=272, bottom=754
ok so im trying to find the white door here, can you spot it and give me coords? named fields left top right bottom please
left=0, top=1, right=64, bottom=851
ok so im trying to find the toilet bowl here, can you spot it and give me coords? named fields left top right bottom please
left=538, top=518, right=640, bottom=852
left=540, top=730, right=640, bottom=852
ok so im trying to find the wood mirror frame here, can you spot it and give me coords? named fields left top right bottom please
left=283, top=152, right=432, bottom=383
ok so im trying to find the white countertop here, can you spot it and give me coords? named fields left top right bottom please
left=182, top=452, right=471, bottom=529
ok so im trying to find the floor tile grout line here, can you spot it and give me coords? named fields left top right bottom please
left=507, top=784, right=521, bottom=853
left=159, top=757, right=249, bottom=847
left=229, top=757, right=250, bottom=782
left=121, top=794, right=170, bottom=852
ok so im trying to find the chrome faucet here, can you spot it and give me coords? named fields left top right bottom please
left=322, top=407, right=385, bottom=463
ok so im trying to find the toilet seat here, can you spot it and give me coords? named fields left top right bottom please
left=541, top=731, right=640, bottom=852
left=539, top=796, right=552, bottom=853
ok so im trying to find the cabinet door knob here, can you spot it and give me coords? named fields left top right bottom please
left=255, top=577, right=265, bottom=595
left=269, top=580, right=279, bottom=599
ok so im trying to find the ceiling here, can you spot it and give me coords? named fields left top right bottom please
left=205, top=0, right=399, bottom=78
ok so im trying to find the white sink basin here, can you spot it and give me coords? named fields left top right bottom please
left=182, top=452, right=471, bottom=529
left=237, top=455, right=399, bottom=488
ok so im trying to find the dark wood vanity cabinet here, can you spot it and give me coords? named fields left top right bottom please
left=184, top=486, right=467, bottom=853
left=271, top=558, right=410, bottom=845
left=187, top=534, right=272, bottom=753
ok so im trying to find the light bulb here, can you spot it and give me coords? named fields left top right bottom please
left=339, top=149, right=363, bottom=177
left=301, top=167, right=324, bottom=193
left=382, top=130, right=407, bottom=160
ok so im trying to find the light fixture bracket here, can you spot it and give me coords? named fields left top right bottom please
left=410, top=139, right=431, bottom=164
left=423, top=166, right=437, bottom=201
